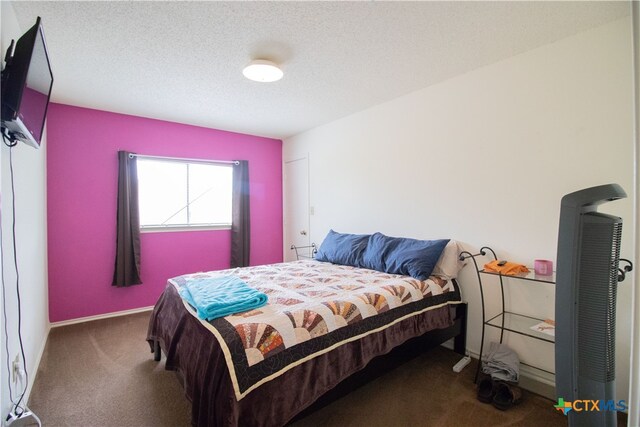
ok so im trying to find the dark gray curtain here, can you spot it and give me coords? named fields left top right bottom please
left=231, top=160, right=250, bottom=268
left=112, top=151, right=142, bottom=287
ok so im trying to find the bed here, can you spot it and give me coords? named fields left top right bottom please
left=147, top=240, right=467, bottom=427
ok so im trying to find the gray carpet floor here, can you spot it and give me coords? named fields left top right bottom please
left=25, top=312, right=592, bottom=426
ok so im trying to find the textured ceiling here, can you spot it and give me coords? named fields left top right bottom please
left=9, top=1, right=630, bottom=139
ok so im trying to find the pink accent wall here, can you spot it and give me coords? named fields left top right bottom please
left=46, top=104, right=283, bottom=322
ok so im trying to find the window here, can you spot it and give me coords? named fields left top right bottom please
left=137, top=157, right=233, bottom=231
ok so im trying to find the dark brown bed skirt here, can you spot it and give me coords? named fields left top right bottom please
left=147, top=284, right=464, bottom=427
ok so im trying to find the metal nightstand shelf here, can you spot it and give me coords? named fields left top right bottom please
left=485, top=311, right=554, bottom=344
left=460, top=246, right=556, bottom=383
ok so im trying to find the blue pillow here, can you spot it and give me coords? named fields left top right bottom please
left=361, top=233, right=450, bottom=280
left=315, top=230, right=370, bottom=267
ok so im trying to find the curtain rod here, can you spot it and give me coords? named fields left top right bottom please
left=128, top=153, right=239, bottom=166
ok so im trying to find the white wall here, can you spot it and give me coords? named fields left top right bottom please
left=284, top=18, right=634, bottom=401
left=0, top=1, right=50, bottom=420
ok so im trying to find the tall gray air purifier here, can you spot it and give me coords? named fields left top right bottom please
left=555, top=183, right=628, bottom=427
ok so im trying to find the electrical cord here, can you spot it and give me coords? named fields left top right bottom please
left=1, top=131, right=16, bottom=410
left=0, top=157, right=15, bottom=408
left=9, top=144, right=28, bottom=415
left=1, top=130, right=29, bottom=417
left=2, top=128, right=17, bottom=148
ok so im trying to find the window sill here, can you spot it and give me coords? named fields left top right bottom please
left=140, top=224, right=232, bottom=233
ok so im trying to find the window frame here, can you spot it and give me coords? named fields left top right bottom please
left=135, top=155, right=234, bottom=233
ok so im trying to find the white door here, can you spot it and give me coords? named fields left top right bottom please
left=284, top=157, right=310, bottom=262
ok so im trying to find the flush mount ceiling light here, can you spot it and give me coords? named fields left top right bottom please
left=242, top=59, right=283, bottom=83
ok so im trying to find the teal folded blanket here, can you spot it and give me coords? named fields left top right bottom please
left=178, top=275, right=268, bottom=321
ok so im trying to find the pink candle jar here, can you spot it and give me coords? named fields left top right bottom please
left=534, top=259, right=553, bottom=276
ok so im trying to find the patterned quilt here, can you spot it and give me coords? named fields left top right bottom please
left=171, top=260, right=461, bottom=400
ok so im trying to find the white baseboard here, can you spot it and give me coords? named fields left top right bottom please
left=442, top=342, right=555, bottom=399
left=519, top=363, right=555, bottom=387
left=518, top=364, right=556, bottom=399
left=50, top=306, right=154, bottom=328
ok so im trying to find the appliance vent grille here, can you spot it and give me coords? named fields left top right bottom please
left=577, top=219, right=621, bottom=383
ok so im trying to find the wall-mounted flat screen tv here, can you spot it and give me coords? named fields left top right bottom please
left=1, top=16, right=54, bottom=149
